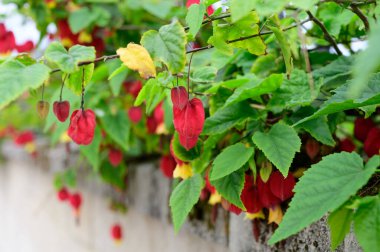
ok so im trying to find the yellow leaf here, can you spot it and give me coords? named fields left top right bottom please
left=116, top=43, right=156, bottom=79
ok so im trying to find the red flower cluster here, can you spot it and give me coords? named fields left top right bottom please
left=354, top=117, right=379, bottom=157
left=225, top=171, right=295, bottom=216
left=0, top=23, right=34, bottom=54
left=56, top=188, right=83, bottom=218
left=68, top=109, right=96, bottom=145
left=171, top=87, right=205, bottom=150
left=56, top=19, right=105, bottom=56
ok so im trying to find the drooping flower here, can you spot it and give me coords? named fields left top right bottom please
left=13, top=131, right=35, bottom=145
left=364, top=127, right=380, bottom=157
left=241, top=175, right=263, bottom=214
left=354, top=117, right=375, bottom=142
left=69, top=192, right=82, bottom=216
left=108, top=148, right=123, bottom=167
left=268, top=171, right=295, bottom=201
left=57, top=187, right=70, bottom=202
left=159, top=154, right=177, bottom=178
left=123, top=80, right=142, bottom=98
left=53, top=101, right=70, bottom=122
left=338, top=138, right=356, bottom=153
left=171, top=86, right=188, bottom=110
left=68, top=109, right=96, bottom=145
left=128, top=106, right=142, bottom=123
left=305, top=138, right=319, bottom=160
left=173, top=98, right=205, bottom=150
left=257, top=175, right=281, bottom=208
left=111, top=224, right=123, bottom=244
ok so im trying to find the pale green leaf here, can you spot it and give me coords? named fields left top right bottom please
left=141, top=21, right=187, bottom=74
left=210, top=143, right=254, bottom=181
left=0, top=60, right=50, bottom=110
left=170, top=174, right=203, bottom=232
left=230, top=0, right=255, bottom=22
left=45, top=42, right=96, bottom=73
left=186, top=3, right=206, bottom=37
left=80, top=127, right=102, bottom=171
left=328, top=206, right=354, bottom=251
left=269, top=153, right=379, bottom=245
left=296, top=117, right=335, bottom=146
left=66, top=64, right=94, bottom=95
left=252, top=122, right=301, bottom=177
left=100, top=111, right=130, bottom=151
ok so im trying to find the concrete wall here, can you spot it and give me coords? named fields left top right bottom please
left=0, top=142, right=362, bottom=252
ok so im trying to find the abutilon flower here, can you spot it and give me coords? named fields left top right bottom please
left=173, top=97, right=205, bottom=150
left=268, top=171, right=295, bottom=201
left=108, top=148, right=123, bottom=167
left=257, top=175, right=281, bottom=208
left=123, top=80, right=142, bottom=98
left=14, top=131, right=35, bottom=145
left=241, top=175, right=262, bottom=214
left=171, top=86, right=188, bottom=110
left=354, top=117, right=375, bottom=142
left=305, top=138, right=319, bottom=160
left=53, top=101, right=70, bottom=122
left=338, top=138, right=356, bottom=153
left=159, top=154, right=176, bottom=178
left=69, top=192, right=82, bottom=217
left=111, top=224, right=123, bottom=244
left=146, top=115, right=158, bottom=134
left=68, top=109, right=96, bottom=145
left=57, top=187, right=70, bottom=202
left=364, top=127, right=380, bottom=157
left=128, top=106, right=142, bottom=123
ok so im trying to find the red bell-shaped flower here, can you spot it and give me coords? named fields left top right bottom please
left=241, top=175, right=262, bottom=214
left=171, top=86, right=188, bottom=110
left=53, top=100, right=70, bottom=122
left=128, top=106, right=142, bottom=123
left=108, top=148, right=123, bottom=167
left=269, top=171, right=296, bottom=201
left=257, top=175, right=281, bottom=208
left=69, top=192, right=82, bottom=211
left=364, top=127, right=380, bottom=157
left=111, top=224, right=123, bottom=242
left=338, top=138, right=356, bottom=153
left=57, top=187, right=70, bottom=202
left=354, top=117, right=375, bottom=142
left=173, top=98, right=204, bottom=150
left=68, top=109, right=96, bottom=145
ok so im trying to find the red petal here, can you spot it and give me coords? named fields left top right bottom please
left=69, top=192, right=82, bottom=209
left=305, top=138, right=319, bottom=160
left=16, top=40, right=34, bottom=52
left=269, top=171, right=296, bottom=201
left=241, top=175, right=263, bottom=213
left=128, top=106, right=142, bottom=123
left=338, top=138, right=356, bottom=152
left=68, top=109, right=96, bottom=145
left=53, top=101, right=70, bottom=122
left=257, top=175, right=281, bottom=208
left=108, top=148, right=123, bottom=167
left=146, top=116, right=158, bottom=134
left=159, top=154, right=176, bottom=178
left=14, top=131, right=35, bottom=145
left=364, top=127, right=380, bottom=157
left=153, top=102, right=164, bottom=124
left=354, top=117, right=375, bottom=142
left=111, top=224, right=122, bottom=240
left=178, top=133, right=199, bottom=150
left=171, top=86, right=188, bottom=110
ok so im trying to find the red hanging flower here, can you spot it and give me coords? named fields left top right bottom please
left=364, top=127, right=380, bottom=157
left=171, top=86, right=188, bottom=110
left=269, top=171, right=296, bottom=201
left=186, top=0, right=214, bottom=16
left=53, top=100, right=70, bottom=122
left=173, top=98, right=205, bottom=150
left=241, top=175, right=262, bottom=214
left=108, top=148, right=123, bottom=167
left=354, top=117, right=375, bottom=142
left=68, top=109, right=96, bottom=145
left=69, top=192, right=82, bottom=213
left=13, top=131, right=35, bottom=145
left=338, top=138, right=356, bottom=153
left=160, top=154, right=177, bottom=178
left=128, top=106, right=142, bottom=123
left=257, top=175, right=281, bottom=208
left=123, top=80, right=142, bottom=98
left=16, top=40, right=34, bottom=53
left=57, top=187, right=70, bottom=202
left=111, top=224, right=123, bottom=242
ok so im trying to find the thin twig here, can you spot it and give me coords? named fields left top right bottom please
left=350, top=4, right=370, bottom=32
left=187, top=53, right=194, bottom=98
left=184, top=13, right=232, bottom=31
left=306, top=11, right=342, bottom=55
left=50, top=19, right=311, bottom=74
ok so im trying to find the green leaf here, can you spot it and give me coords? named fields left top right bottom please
left=268, top=69, right=322, bottom=111
left=296, top=117, right=335, bottom=146
left=190, top=66, right=217, bottom=83
left=170, top=174, right=203, bottom=232
left=134, top=78, right=165, bottom=114
left=252, top=123, right=301, bottom=177
left=80, top=127, right=102, bottom=171
left=66, top=64, right=94, bottom=95
left=291, top=0, right=319, bottom=9
left=230, top=0, right=255, bottom=22
left=210, top=143, right=254, bottom=181
left=186, top=3, right=206, bottom=37
left=141, top=21, right=187, bottom=74
left=100, top=162, right=128, bottom=189
left=208, top=13, right=266, bottom=55
left=268, top=153, right=379, bottom=245
left=107, top=60, right=128, bottom=96
left=294, top=73, right=380, bottom=126
left=0, top=60, right=50, bottom=110
left=224, top=74, right=283, bottom=107
left=203, top=101, right=258, bottom=135
left=68, top=7, right=96, bottom=34
left=100, top=111, right=130, bottom=151
left=328, top=206, right=354, bottom=251
left=268, top=20, right=293, bottom=78
left=172, top=132, right=202, bottom=162
left=45, top=42, right=96, bottom=73
left=211, top=169, right=246, bottom=210
left=354, top=195, right=380, bottom=252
